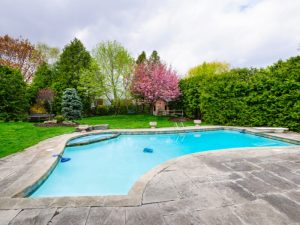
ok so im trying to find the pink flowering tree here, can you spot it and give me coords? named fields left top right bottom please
left=131, top=62, right=181, bottom=109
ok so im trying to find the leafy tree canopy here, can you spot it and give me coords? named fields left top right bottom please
left=187, top=61, right=230, bottom=77
left=0, top=35, right=43, bottom=82
left=36, top=43, right=60, bottom=64
left=0, top=65, right=28, bottom=121
left=92, top=40, right=135, bottom=112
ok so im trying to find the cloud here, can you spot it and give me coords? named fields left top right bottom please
left=1, top=0, right=299, bottom=75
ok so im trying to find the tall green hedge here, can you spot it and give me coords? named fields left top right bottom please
left=180, top=56, right=300, bottom=131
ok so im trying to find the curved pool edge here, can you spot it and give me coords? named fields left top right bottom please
left=0, top=126, right=299, bottom=209
left=1, top=145, right=300, bottom=210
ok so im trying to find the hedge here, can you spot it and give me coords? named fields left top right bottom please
left=180, top=56, right=300, bottom=131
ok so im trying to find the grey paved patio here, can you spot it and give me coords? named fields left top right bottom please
left=0, top=127, right=300, bottom=225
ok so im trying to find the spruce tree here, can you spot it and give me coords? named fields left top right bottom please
left=61, top=88, right=82, bottom=120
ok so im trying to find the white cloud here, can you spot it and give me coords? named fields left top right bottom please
left=1, top=0, right=299, bottom=75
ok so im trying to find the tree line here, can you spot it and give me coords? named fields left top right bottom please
left=1, top=34, right=299, bottom=132
left=0, top=35, right=180, bottom=120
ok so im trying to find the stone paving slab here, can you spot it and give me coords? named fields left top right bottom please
left=0, top=209, right=20, bottom=225
left=49, top=207, right=90, bottom=225
left=86, top=207, right=125, bottom=225
left=8, top=208, right=56, bottom=225
left=0, top=127, right=299, bottom=224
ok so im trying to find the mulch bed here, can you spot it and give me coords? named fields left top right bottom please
left=34, top=123, right=79, bottom=128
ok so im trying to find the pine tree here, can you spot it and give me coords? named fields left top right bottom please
left=136, top=51, right=147, bottom=64
left=61, top=88, right=82, bottom=120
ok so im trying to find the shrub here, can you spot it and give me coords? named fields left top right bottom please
left=180, top=56, right=300, bottom=131
left=0, top=65, right=28, bottom=121
left=61, top=88, right=82, bottom=120
left=30, top=104, right=47, bottom=114
left=95, top=105, right=113, bottom=116
left=54, top=115, right=65, bottom=123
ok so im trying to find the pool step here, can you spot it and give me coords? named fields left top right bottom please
left=66, top=133, right=120, bottom=147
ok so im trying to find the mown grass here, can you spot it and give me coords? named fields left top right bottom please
left=76, top=114, right=194, bottom=128
left=1, top=114, right=197, bottom=158
left=0, top=122, right=74, bottom=158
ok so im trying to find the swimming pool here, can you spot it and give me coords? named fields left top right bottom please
left=31, top=130, right=293, bottom=197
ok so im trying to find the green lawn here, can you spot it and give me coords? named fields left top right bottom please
left=76, top=114, right=194, bottom=128
left=0, top=122, right=74, bottom=158
left=0, top=114, right=195, bottom=158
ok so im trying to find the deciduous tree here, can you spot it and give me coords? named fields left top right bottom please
left=187, top=61, right=230, bottom=77
left=78, top=59, right=104, bottom=106
left=131, top=62, right=180, bottom=106
left=36, top=43, right=60, bottom=64
left=37, top=88, right=55, bottom=117
left=0, top=35, right=43, bottom=82
left=92, top=41, right=135, bottom=113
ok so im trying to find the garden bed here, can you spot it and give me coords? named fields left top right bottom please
left=34, top=122, right=78, bottom=128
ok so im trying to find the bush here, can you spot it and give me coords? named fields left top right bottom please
left=0, top=65, right=28, bottom=121
left=54, top=115, right=65, bottom=123
left=61, top=88, right=82, bottom=120
left=95, top=105, right=113, bottom=116
left=30, top=103, right=47, bottom=114
left=180, top=56, right=300, bottom=131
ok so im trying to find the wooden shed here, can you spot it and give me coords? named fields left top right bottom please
left=153, top=99, right=169, bottom=115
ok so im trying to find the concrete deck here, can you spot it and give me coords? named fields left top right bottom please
left=0, top=126, right=300, bottom=224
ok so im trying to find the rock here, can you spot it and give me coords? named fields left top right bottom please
left=76, top=125, right=90, bottom=132
left=62, top=121, right=76, bottom=126
left=43, top=120, right=57, bottom=124
left=92, top=124, right=109, bottom=130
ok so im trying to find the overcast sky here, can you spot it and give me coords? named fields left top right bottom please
left=1, top=0, right=300, bottom=75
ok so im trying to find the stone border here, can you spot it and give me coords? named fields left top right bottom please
left=16, top=127, right=300, bottom=197
left=0, top=126, right=299, bottom=209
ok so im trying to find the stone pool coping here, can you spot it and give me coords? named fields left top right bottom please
left=66, top=133, right=121, bottom=147
left=0, top=126, right=299, bottom=209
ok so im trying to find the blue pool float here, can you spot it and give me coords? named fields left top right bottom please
left=53, top=154, right=71, bottom=163
left=143, top=148, right=153, bottom=153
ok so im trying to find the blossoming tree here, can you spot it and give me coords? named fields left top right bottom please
left=131, top=62, right=181, bottom=106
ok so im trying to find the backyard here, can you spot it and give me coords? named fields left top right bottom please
left=0, top=4, right=300, bottom=223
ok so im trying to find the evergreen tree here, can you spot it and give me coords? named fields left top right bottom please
left=0, top=65, right=28, bottom=121
left=53, top=38, right=91, bottom=94
left=61, top=88, right=82, bottom=120
left=149, top=50, right=160, bottom=63
left=136, top=51, right=147, bottom=64
left=28, top=62, right=54, bottom=104
left=52, top=38, right=91, bottom=113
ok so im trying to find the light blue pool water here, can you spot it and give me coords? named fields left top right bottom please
left=31, top=130, right=293, bottom=197
left=67, top=133, right=114, bottom=145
